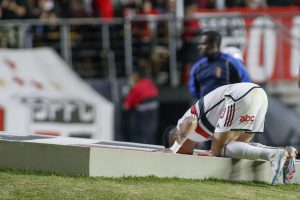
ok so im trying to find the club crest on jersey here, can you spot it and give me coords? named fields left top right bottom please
left=240, top=115, right=255, bottom=123
left=215, top=67, right=222, bottom=78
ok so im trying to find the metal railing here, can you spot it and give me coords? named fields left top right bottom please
left=0, top=16, right=178, bottom=83
left=1, top=13, right=300, bottom=88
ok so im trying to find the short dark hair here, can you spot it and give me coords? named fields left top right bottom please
left=162, top=125, right=177, bottom=148
left=199, top=30, right=222, bottom=47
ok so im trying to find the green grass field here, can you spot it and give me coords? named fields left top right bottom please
left=0, top=169, right=299, bottom=200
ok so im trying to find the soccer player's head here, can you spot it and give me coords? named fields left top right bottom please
left=162, top=125, right=195, bottom=155
left=197, top=30, right=222, bottom=58
left=162, top=125, right=178, bottom=149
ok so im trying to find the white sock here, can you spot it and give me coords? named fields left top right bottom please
left=250, top=142, right=277, bottom=149
left=222, top=141, right=278, bottom=161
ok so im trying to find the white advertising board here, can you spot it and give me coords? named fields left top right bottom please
left=0, top=48, right=114, bottom=140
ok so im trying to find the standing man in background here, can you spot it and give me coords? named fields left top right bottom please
left=188, top=30, right=252, bottom=150
left=189, top=30, right=251, bottom=99
left=123, top=67, right=159, bottom=145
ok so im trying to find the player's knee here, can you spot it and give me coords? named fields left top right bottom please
left=212, top=146, right=222, bottom=157
left=211, top=135, right=223, bottom=157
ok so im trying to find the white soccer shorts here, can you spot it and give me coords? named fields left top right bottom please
left=214, top=87, right=268, bottom=133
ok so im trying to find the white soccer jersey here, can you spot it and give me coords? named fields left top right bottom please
left=177, top=82, right=268, bottom=143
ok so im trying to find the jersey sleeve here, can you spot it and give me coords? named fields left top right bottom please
left=228, top=59, right=252, bottom=83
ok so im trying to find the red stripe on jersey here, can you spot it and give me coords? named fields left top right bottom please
left=228, top=103, right=235, bottom=126
left=195, top=124, right=212, bottom=139
left=224, top=105, right=230, bottom=127
left=190, top=105, right=211, bottom=139
left=191, top=105, right=197, bottom=116
left=227, top=105, right=234, bottom=127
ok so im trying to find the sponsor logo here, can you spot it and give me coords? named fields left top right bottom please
left=240, top=115, right=255, bottom=122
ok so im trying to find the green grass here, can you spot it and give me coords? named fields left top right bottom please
left=0, top=169, right=299, bottom=200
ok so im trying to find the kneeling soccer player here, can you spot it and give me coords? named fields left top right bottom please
left=162, top=82, right=296, bottom=184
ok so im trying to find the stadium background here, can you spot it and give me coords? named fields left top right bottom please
left=0, top=0, right=300, bottom=154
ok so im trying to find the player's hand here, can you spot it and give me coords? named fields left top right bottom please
left=195, top=149, right=214, bottom=157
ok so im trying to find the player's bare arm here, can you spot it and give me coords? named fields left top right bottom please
left=177, top=117, right=197, bottom=143
left=169, top=117, right=198, bottom=153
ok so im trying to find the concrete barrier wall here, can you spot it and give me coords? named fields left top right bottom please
left=89, top=147, right=273, bottom=182
left=0, top=135, right=299, bottom=184
left=0, top=140, right=90, bottom=175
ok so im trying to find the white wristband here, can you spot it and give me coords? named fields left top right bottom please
left=170, top=140, right=182, bottom=153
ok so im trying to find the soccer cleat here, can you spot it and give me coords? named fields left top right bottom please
left=271, top=149, right=287, bottom=185
left=283, top=158, right=296, bottom=183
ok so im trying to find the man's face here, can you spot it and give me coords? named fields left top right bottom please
left=197, top=35, right=217, bottom=57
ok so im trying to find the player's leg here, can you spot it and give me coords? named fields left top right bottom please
left=211, top=130, right=281, bottom=162
left=211, top=130, right=279, bottom=161
left=214, top=88, right=286, bottom=183
left=211, top=130, right=243, bottom=156
left=250, top=143, right=277, bottom=149
left=235, top=132, right=254, bottom=143
left=235, top=132, right=284, bottom=160
left=222, top=132, right=282, bottom=161
left=222, top=142, right=286, bottom=184
left=221, top=132, right=287, bottom=184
